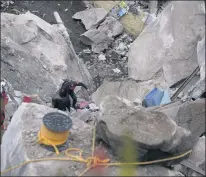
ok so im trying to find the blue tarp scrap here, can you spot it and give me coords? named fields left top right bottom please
left=142, top=88, right=171, bottom=107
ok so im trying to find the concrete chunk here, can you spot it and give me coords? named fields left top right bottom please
left=72, top=8, right=108, bottom=30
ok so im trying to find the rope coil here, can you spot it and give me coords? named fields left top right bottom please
left=37, top=124, right=70, bottom=155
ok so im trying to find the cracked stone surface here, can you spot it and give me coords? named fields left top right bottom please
left=1, top=12, right=92, bottom=102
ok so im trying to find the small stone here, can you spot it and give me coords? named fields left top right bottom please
left=113, top=68, right=121, bottom=73
left=117, top=42, right=127, bottom=51
left=65, top=8, right=68, bottom=12
left=57, top=4, right=60, bottom=6
left=98, top=54, right=106, bottom=61
left=14, top=90, right=22, bottom=97
left=82, top=48, right=91, bottom=54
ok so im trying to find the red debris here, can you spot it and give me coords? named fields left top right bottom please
left=23, top=96, right=32, bottom=103
left=88, top=146, right=109, bottom=176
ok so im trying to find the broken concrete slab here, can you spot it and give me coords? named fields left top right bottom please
left=1, top=12, right=92, bottom=102
left=175, top=99, right=205, bottom=137
left=96, top=96, right=198, bottom=161
left=154, top=99, right=205, bottom=137
left=72, top=8, right=108, bottom=30
left=128, top=1, right=205, bottom=87
left=80, top=16, right=123, bottom=53
left=92, top=79, right=156, bottom=106
left=80, top=29, right=114, bottom=53
left=98, top=16, right=123, bottom=37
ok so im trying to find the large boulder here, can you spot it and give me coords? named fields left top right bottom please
left=128, top=1, right=205, bottom=87
left=72, top=8, right=108, bottom=30
left=92, top=79, right=156, bottom=106
left=96, top=96, right=198, bottom=160
left=154, top=99, right=205, bottom=137
left=1, top=12, right=92, bottom=102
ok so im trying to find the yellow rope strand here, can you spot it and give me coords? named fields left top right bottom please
left=1, top=123, right=193, bottom=176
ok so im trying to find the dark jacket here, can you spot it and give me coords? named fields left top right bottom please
left=59, top=80, right=88, bottom=98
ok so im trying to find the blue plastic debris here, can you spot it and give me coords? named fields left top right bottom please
left=118, top=8, right=127, bottom=17
left=142, top=88, right=171, bottom=107
left=143, top=88, right=164, bottom=107
left=160, top=90, right=171, bottom=105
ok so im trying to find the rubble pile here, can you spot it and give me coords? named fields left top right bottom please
left=74, top=1, right=164, bottom=90
left=1, top=1, right=205, bottom=177
left=78, top=32, right=133, bottom=89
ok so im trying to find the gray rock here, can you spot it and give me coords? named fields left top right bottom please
left=1, top=12, right=92, bottom=102
left=72, top=8, right=108, bottom=30
left=70, top=109, right=94, bottom=123
left=128, top=1, right=205, bottom=87
left=92, top=79, right=156, bottom=106
left=175, top=99, right=205, bottom=137
left=80, top=16, right=123, bottom=53
left=149, top=101, right=183, bottom=121
left=154, top=99, right=205, bottom=137
left=80, top=29, right=113, bottom=53
left=96, top=96, right=197, bottom=160
left=149, top=1, right=158, bottom=14
left=98, top=16, right=123, bottom=37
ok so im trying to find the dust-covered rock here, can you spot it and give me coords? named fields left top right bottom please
left=96, top=96, right=198, bottom=160
left=128, top=1, right=205, bottom=87
left=72, top=8, right=108, bottom=30
left=155, top=99, right=205, bottom=137
left=1, top=12, right=92, bottom=102
left=98, top=16, right=123, bottom=37
left=80, top=16, right=123, bottom=53
left=175, top=99, right=205, bottom=137
left=92, top=79, right=156, bottom=106
left=80, top=28, right=114, bottom=53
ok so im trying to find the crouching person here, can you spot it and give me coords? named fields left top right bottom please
left=52, top=95, right=71, bottom=112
